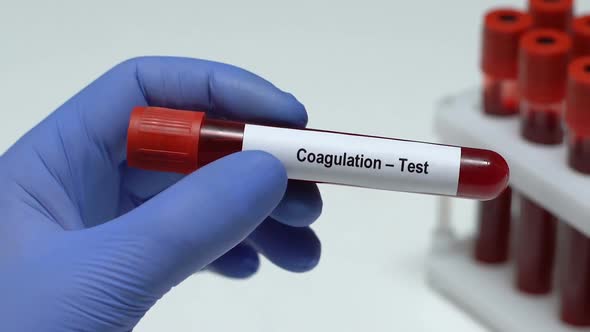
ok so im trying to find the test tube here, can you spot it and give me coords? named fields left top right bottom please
left=481, top=9, right=532, bottom=116
left=126, top=107, right=509, bottom=200
left=515, top=29, right=571, bottom=294
left=572, top=15, right=590, bottom=59
left=476, top=9, right=531, bottom=264
left=528, top=0, right=573, bottom=31
left=560, top=57, right=590, bottom=326
left=566, top=57, right=590, bottom=173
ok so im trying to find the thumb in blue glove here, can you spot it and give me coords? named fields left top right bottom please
left=0, top=57, right=322, bottom=331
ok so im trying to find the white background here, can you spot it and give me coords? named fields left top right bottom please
left=2, top=1, right=588, bottom=331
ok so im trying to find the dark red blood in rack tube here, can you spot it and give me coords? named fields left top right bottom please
left=520, top=107, right=564, bottom=144
left=560, top=57, right=590, bottom=326
left=515, top=29, right=571, bottom=294
left=474, top=187, right=512, bottom=263
left=573, top=16, right=590, bottom=59
left=528, top=0, right=573, bottom=31
left=127, top=107, right=509, bottom=200
left=477, top=9, right=530, bottom=264
left=482, top=9, right=532, bottom=116
left=568, top=138, right=590, bottom=173
left=561, top=227, right=590, bottom=326
left=515, top=196, right=557, bottom=293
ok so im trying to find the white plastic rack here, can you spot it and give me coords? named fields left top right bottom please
left=428, top=89, right=590, bottom=332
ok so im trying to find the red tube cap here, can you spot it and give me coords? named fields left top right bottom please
left=127, top=107, right=204, bottom=174
left=519, top=29, right=572, bottom=103
left=573, top=16, right=590, bottom=59
left=529, top=0, right=573, bottom=31
left=482, top=9, right=533, bottom=79
left=566, top=57, right=590, bottom=136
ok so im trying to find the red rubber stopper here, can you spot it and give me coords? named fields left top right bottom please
left=573, top=16, right=590, bottom=59
left=127, top=106, right=205, bottom=174
left=529, top=0, right=573, bottom=31
left=519, top=29, right=572, bottom=104
left=482, top=9, right=533, bottom=79
left=566, top=57, right=590, bottom=136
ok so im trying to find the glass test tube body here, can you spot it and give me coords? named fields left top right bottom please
left=561, top=226, right=590, bottom=326
left=127, top=107, right=509, bottom=200
left=520, top=100, right=565, bottom=145
left=483, top=75, right=519, bottom=116
left=475, top=75, right=517, bottom=263
left=474, top=186, right=512, bottom=263
left=561, top=132, right=590, bottom=325
left=515, top=99, right=563, bottom=294
left=560, top=57, right=590, bottom=326
left=568, top=134, right=590, bottom=173
left=200, top=121, right=508, bottom=199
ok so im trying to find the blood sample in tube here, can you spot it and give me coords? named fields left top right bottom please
left=474, top=187, right=512, bottom=263
left=515, top=29, right=571, bottom=294
left=516, top=197, right=558, bottom=294
left=519, top=29, right=571, bottom=145
left=560, top=57, right=590, bottom=326
left=126, top=107, right=509, bottom=200
left=528, top=0, right=573, bottom=31
left=561, top=227, right=590, bottom=326
left=476, top=8, right=530, bottom=264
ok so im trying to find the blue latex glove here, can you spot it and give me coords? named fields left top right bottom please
left=0, top=57, right=323, bottom=331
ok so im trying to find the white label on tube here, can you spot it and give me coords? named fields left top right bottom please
left=241, top=125, right=461, bottom=195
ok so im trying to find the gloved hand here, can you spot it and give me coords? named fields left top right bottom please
left=0, top=56, right=322, bottom=331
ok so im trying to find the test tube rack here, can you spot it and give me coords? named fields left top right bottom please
left=428, top=88, right=590, bottom=332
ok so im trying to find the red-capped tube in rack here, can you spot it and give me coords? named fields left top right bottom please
left=528, top=0, right=573, bottom=31
left=127, top=107, right=509, bottom=200
left=573, top=16, right=590, bottom=59
left=481, top=8, right=532, bottom=115
left=566, top=57, right=590, bottom=172
left=560, top=58, right=590, bottom=327
left=519, top=29, right=571, bottom=144
left=515, top=28, right=571, bottom=295
left=475, top=9, right=530, bottom=265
